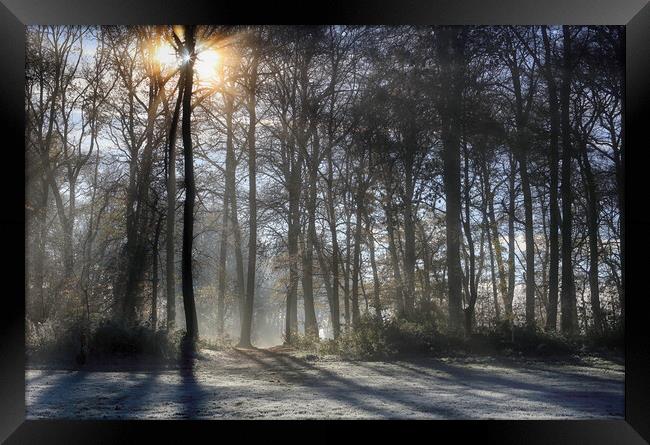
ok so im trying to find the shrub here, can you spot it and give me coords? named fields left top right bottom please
left=288, top=313, right=614, bottom=360
left=336, top=316, right=394, bottom=360
left=528, top=329, right=575, bottom=355
left=286, top=316, right=393, bottom=360
left=479, top=324, right=578, bottom=356
left=199, top=334, right=235, bottom=351
left=290, top=314, right=436, bottom=360
left=89, top=320, right=180, bottom=360
left=26, top=318, right=82, bottom=364
left=584, top=326, right=624, bottom=352
left=27, top=317, right=184, bottom=366
left=286, top=332, right=320, bottom=351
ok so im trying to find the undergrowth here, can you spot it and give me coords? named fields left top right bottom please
left=198, top=334, right=235, bottom=351
left=287, top=314, right=623, bottom=361
left=27, top=313, right=623, bottom=365
left=27, top=318, right=184, bottom=366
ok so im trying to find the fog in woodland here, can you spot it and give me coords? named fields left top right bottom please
left=25, top=25, right=624, bottom=352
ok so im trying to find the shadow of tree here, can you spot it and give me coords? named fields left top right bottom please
left=29, top=370, right=90, bottom=418
left=233, top=349, right=466, bottom=418
left=26, top=349, right=624, bottom=419
left=385, top=359, right=623, bottom=416
left=176, top=358, right=212, bottom=418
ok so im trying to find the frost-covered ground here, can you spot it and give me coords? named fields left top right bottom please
left=26, top=348, right=624, bottom=419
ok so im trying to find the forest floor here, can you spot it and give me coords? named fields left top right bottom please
left=26, top=347, right=624, bottom=419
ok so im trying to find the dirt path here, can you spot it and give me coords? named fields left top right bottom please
left=26, top=348, right=624, bottom=419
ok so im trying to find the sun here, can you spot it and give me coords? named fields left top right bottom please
left=150, top=40, right=221, bottom=86
left=194, top=48, right=221, bottom=85
left=153, top=41, right=179, bottom=69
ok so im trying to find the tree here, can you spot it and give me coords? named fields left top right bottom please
left=541, top=25, right=562, bottom=332
left=164, top=51, right=184, bottom=332
left=502, top=27, right=538, bottom=329
left=180, top=24, right=199, bottom=343
left=437, top=26, right=465, bottom=335
left=239, top=30, right=261, bottom=347
left=559, top=26, right=579, bottom=336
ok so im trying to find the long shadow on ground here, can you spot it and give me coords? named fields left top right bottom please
left=234, top=349, right=622, bottom=418
left=234, top=349, right=477, bottom=418
left=26, top=348, right=624, bottom=419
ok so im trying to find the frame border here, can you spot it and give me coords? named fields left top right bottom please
left=2, top=1, right=648, bottom=443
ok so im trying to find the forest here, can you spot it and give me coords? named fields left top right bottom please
left=25, top=25, right=624, bottom=362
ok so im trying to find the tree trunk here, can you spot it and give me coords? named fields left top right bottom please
left=508, top=44, right=537, bottom=330
left=560, top=26, right=578, bottom=336
left=462, top=143, right=478, bottom=336
left=216, top=192, right=229, bottom=337
left=518, top=152, right=536, bottom=329
left=300, top=128, right=319, bottom=338
left=343, top=210, right=352, bottom=330
left=616, top=28, right=625, bottom=327
left=479, top=157, right=505, bottom=321
left=325, top=143, right=341, bottom=338
left=314, top=230, right=337, bottom=336
left=437, top=26, right=465, bottom=335
left=402, top=161, right=417, bottom=316
left=151, top=213, right=162, bottom=331
left=285, top=139, right=302, bottom=343
left=350, top=164, right=364, bottom=329
left=80, top=142, right=101, bottom=332
left=542, top=26, right=561, bottom=332
left=240, top=55, right=259, bottom=348
left=384, top=195, right=405, bottom=313
left=285, top=254, right=299, bottom=342
left=480, top=173, right=500, bottom=324
left=62, top=182, right=75, bottom=278
left=418, top=221, right=434, bottom=311
left=486, top=216, right=501, bottom=322
left=300, top=228, right=319, bottom=336
left=122, top=74, right=164, bottom=325
left=223, top=93, right=245, bottom=329
left=181, top=25, right=198, bottom=343
left=506, top=154, right=516, bottom=320
left=579, top=137, right=604, bottom=335
left=34, top=175, right=49, bottom=320
left=519, top=155, right=535, bottom=328
left=486, top=169, right=508, bottom=312
left=166, top=71, right=184, bottom=332
left=366, top=216, right=382, bottom=319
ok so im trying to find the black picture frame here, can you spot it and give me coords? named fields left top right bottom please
left=1, top=1, right=648, bottom=443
